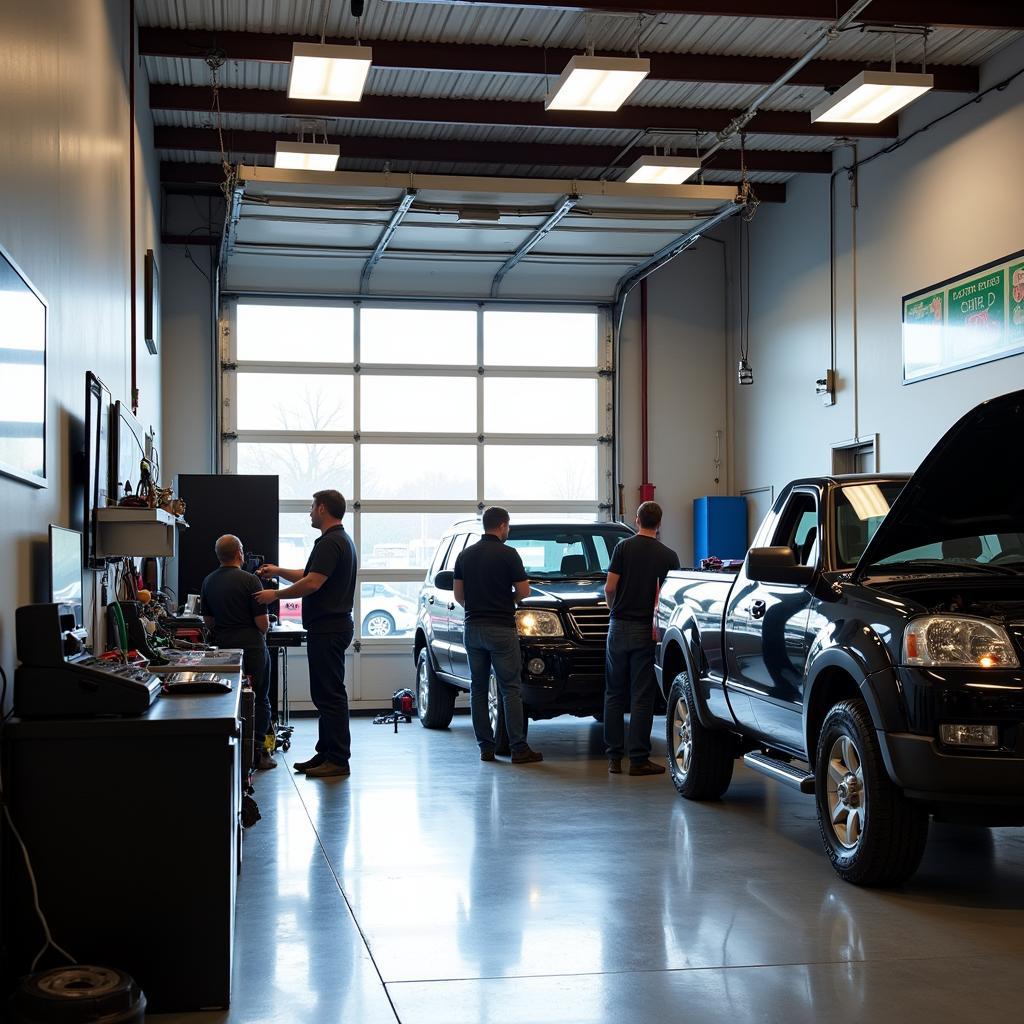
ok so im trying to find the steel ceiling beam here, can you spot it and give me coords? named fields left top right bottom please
left=491, top=194, right=580, bottom=297
left=379, top=0, right=1024, bottom=31
left=155, top=127, right=833, bottom=174
left=149, top=85, right=898, bottom=139
left=138, top=28, right=978, bottom=92
left=360, top=189, right=417, bottom=293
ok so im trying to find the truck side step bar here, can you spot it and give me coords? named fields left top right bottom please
left=743, top=752, right=815, bottom=794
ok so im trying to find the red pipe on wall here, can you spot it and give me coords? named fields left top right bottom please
left=129, top=0, right=139, bottom=414
left=639, top=278, right=655, bottom=504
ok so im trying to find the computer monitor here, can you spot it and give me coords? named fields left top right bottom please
left=49, top=525, right=84, bottom=630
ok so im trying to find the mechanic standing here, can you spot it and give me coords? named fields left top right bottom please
left=256, top=489, right=357, bottom=779
left=453, top=506, right=544, bottom=764
left=603, top=501, right=680, bottom=776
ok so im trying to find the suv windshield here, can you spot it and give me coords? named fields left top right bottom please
left=835, top=482, right=906, bottom=567
left=505, top=526, right=630, bottom=578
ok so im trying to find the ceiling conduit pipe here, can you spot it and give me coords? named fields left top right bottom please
left=129, top=0, right=139, bottom=414
left=639, top=277, right=654, bottom=504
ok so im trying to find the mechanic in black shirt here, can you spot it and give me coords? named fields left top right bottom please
left=453, top=506, right=543, bottom=764
left=202, top=534, right=275, bottom=770
left=604, top=501, right=680, bottom=776
left=256, top=489, right=357, bottom=779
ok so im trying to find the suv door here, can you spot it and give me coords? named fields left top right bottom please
left=446, top=532, right=477, bottom=681
left=423, top=535, right=455, bottom=673
left=725, top=488, right=819, bottom=751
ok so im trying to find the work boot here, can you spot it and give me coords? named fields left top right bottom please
left=292, top=753, right=325, bottom=773
left=510, top=745, right=544, bottom=764
left=304, top=760, right=351, bottom=779
left=608, top=758, right=622, bottom=774
left=628, top=759, right=666, bottom=776
left=256, top=749, right=277, bottom=771
left=480, top=750, right=496, bottom=762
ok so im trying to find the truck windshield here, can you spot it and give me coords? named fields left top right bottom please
left=876, top=533, right=1024, bottom=571
left=506, top=527, right=631, bottom=577
left=835, top=482, right=906, bottom=567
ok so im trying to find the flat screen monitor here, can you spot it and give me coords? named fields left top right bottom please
left=49, top=525, right=83, bottom=630
left=110, top=399, right=146, bottom=503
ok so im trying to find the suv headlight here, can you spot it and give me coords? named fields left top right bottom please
left=515, top=610, right=564, bottom=638
left=903, top=615, right=1020, bottom=668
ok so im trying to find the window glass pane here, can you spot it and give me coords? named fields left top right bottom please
left=360, top=513, right=473, bottom=569
left=484, top=311, right=598, bottom=367
left=359, top=582, right=420, bottom=638
left=505, top=527, right=628, bottom=576
left=361, top=308, right=476, bottom=364
left=485, top=379, right=597, bottom=433
left=485, top=446, right=597, bottom=501
left=278, top=512, right=317, bottom=575
left=236, top=373, right=353, bottom=431
left=361, top=377, right=476, bottom=433
left=237, top=443, right=353, bottom=500
left=237, top=304, right=353, bottom=362
left=361, top=445, right=477, bottom=500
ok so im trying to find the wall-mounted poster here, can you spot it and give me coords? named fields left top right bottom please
left=0, top=241, right=47, bottom=488
left=903, top=249, right=1024, bottom=384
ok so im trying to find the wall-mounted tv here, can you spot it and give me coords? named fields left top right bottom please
left=110, top=399, right=146, bottom=503
left=0, top=241, right=47, bottom=488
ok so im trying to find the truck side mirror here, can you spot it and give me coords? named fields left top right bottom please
left=746, top=546, right=815, bottom=586
left=434, top=570, right=455, bottom=591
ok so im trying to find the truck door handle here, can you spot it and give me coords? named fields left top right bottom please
left=428, top=596, right=434, bottom=605
left=750, top=600, right=767, bottom=619
left=447, top=602, right=456, bottom=611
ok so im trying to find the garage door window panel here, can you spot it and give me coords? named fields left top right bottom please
left=485, top=446, right=598, bottom=502
left=236, top=303, right=353, bottom=363
left=361, top=444, right=477, bottom=500
left=236, top=373, right=353, bottom=432
left=484, top=378, right=597, bottom=434
left=237, top=442, right=354, bottom=500
left=361, top=376, right=476, bottom=433
left=361, top=307, right=476, bottom=365
left=360, top=512, right=473, bottom=569
left=483, top=310, right=598, bottom=367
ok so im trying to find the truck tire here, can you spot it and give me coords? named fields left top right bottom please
left=814, top=698, right=929, bottom=886
left=666, top=672, right=734, bottom=800
left=417, top=648, right=456, bottom=729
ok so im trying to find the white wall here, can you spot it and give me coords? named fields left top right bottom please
left=0, top=0, right=161, bottom=710
left=731, top=36, right=1024, bottom=499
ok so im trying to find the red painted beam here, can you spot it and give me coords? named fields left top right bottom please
left=149, top=84, right=898, bottom=138
left=138, top=27, right=978, bottom=92
left=155, top=126, right=833, bottom=173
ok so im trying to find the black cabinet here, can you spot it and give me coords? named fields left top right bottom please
left=2, top=685, right=241, bottom=1013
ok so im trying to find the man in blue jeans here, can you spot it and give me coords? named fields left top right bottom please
left=257, top=489, right=357, bottom=779
left=604, top=501, right=680, bottom=776
left=453, top=506, right=543, bottom=765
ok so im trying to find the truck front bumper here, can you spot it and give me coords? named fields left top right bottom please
left=518, top=641, right=605, bottom=718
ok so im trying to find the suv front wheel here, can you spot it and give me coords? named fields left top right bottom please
left=417, top=648, right=456, bottom=729
left=814, top=698, right=929, bottom=886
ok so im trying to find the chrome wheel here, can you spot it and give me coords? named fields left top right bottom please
left=827, top=735, right=866, bottom=850
left=672, top=695, right=692, bottom=776
left=417, top=654, right=430, bottom=721
left=488, top=672, right=500, bottom=735
left=365, top=613, right=394, bottom=637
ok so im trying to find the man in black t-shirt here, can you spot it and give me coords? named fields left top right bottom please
left=202, top=534, right=275, bottom=770
left=257, top=489, right=357, bottom=779
left=604, top=501, right=680, bottom=776
left=453, top=507, right=543, bottom=764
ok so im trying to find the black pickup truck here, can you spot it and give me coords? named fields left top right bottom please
left=656, top=389, right=1024, bottom=885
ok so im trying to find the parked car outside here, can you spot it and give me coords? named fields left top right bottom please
left=278, top=582, right=416, bottom=637
left=414, top=520, right=634, bottom=752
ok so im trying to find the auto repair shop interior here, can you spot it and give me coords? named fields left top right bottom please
left=1, top=1, right=1024, bottom=1021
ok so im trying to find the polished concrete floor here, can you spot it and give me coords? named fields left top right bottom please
left=153, top=714, right=1024, bottom=1023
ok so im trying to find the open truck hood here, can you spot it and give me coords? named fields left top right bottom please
left=853, top=388, right=1024, bottom=581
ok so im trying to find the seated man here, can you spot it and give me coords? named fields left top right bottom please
left=201, top=534, right=275, bottom=770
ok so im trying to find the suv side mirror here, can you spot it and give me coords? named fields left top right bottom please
left=434, top=570, right=455, bottom=591
left=746, top=546, right=815, bottom=586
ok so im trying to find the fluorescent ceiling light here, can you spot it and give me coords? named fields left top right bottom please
left=288, top=42, right=373, bottom=102
left=811, top=70, right=934, bottom=124
left=623, top=155, right=701, bottom=185
left=843, top=484, right=891, bottom=521
left=274, top=141, right=341, bottom=172
left=545, top=55, right=650, bottom=113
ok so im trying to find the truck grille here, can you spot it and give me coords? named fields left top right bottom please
left=568, top=605, right=610, bottom=642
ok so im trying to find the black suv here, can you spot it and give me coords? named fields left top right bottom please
left=413, top=520, right=633, bottom=749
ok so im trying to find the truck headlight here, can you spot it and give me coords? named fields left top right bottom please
left=515, top=610, right=563, bottom=638
left=903, top=615, right=1020, bottom=668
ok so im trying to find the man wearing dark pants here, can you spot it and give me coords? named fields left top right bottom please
left=454, top=506, right=543, bottom=765
left=604, top=501, right=680, bottom=776
left=256, top=489, right=357, bottom=779
left=202, top=534, right=275, bottom=771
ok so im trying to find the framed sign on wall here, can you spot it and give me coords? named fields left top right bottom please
left=902, top=249, right=1024, bottom=385
left=0, top=241, right=48, bottom=488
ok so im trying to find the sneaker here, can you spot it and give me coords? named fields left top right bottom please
left=256, top=749, right=277, bottom=771
left=304, top=760, right=351, bottom=779
left=292, top=754, right=326, bottom=773
left=510, top=745, right=544, bottom=765
left=608, top=758, right=622, bottom=774
left=628, top=759, right=666, bottom=776
left=480, top=750, right=496, bottom=762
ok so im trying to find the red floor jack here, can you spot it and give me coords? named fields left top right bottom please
left=374, top=689, right=416, bottom=732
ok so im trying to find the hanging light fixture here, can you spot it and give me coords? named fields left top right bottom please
left=623, top=154, right=701, bottom=185
left=288, top=42, right=373, bottom=102
left=274, top=140, right=341, bottom=171
left=811, top=70, right=933, bottom=124
left=545, top=55, right=650, bottom=113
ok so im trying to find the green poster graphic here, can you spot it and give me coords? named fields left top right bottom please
left=904, top=291, right=943, bottom=327
left=947, top=268, right=1004, bottom=333
left=1010, top=260, right=1024, bottom=343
